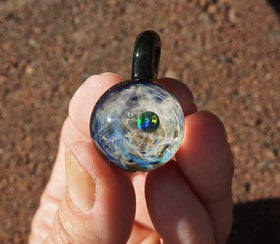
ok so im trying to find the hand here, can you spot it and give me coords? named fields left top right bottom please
left=29, top=73, right=233, bottom=244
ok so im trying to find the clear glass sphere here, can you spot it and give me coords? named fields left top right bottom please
left=90, top=81, right=185, bottom=172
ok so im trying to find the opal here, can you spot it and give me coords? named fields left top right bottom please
left=137, top=111, right=160, bottom=133
left=90, top=81, right=185, bottom=172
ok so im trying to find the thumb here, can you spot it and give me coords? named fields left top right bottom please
left=43, top=142, right=135, bottom=244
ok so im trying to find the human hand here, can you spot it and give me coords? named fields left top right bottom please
left=29, top=73, right=233, bottom=244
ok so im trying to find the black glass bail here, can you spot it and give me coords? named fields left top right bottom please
left=131, top=30, right=161, bottom=82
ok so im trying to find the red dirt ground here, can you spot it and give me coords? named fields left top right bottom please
left=0, top=0, right=279, bottom=243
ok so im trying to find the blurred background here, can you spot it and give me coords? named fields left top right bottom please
left=0, top=0, right=279, bottom=243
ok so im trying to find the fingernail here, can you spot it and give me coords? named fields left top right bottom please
left=65, top=148, right=96, bottom=210
left=100, top=72, right=124, bottom=79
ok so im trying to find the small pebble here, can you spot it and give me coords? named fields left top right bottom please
left=207, top=4, right=217, bottom=14
left=25, top=65, right=34, bottom=75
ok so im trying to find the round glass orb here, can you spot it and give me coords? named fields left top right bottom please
left=90, top=81, right=185, bottom=172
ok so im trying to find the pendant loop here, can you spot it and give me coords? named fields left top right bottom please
left=131, top=30, right=161, bottom=82
left=90, top=30, right=185, bottom=172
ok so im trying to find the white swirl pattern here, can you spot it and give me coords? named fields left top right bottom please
left=91, top=82, right=185, bottom=171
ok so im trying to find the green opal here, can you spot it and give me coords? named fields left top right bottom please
left=137, top=111, right=160, bottom=133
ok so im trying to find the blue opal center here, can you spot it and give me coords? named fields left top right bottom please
left=137, top=111, right=160, bottom=133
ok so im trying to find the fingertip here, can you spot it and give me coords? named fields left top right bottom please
left=183, top=111, right=228, bottom=146
left=177, top=111, right=233, bottom=202
left=100, top=72, right=124, bottom=79
left=68, top=73, right=124, bottom=138
left=68, top=141, right=135, bottom=205
left=60, top=141, right=136, bottom=243
left=157, top=78, right=197, bottom=116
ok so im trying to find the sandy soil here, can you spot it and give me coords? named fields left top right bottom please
left=0, top=0, right=279, bottom=243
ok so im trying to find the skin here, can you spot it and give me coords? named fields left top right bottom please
left=29, top=73, right=234, bottom=244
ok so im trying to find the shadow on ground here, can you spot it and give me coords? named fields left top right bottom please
left=227, top=199, right=280, bottom=244
left=268, top=0, right=280, bottom=16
